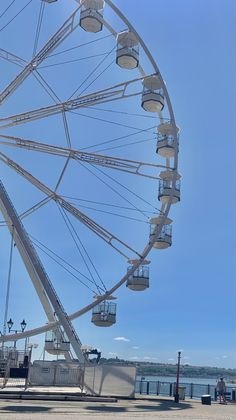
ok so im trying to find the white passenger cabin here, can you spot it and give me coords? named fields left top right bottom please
left=126, top=260, right=150, bottom=291
left=156, top=122, right=179, bottom=158
left=80, top=0, right=104, bottom=33
left=142, top=75, right=164, bottom=113
left=116, top=31, right=139, bottom=69
left=149, top=216, right=172, bottom=249
left=158, top=171, right=181, bottom=204
left=44, top=330, right=70, bottom=355
left=91, top=300, right=116, bottom=327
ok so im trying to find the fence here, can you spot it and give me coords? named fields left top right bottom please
left=0, top=348, right=30, bottom=389
left=135, top=379, right=235, bottom=401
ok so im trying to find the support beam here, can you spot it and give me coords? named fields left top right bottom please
left=0, top=179, right=85, bottom=363
left=0, top=151, right=141, bottom=259
left=0, top=76, right=145, bottom=128
left=0, top=134, right=166, bottom=179
left=0, top=48, right=26, bottom=67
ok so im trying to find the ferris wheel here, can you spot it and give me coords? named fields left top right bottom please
left=0, top=0, right=180, bottom=362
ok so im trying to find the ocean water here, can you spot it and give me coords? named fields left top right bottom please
left=136, top=375, right=234, bottom=386
left=135, top=375, right=235, bottom=399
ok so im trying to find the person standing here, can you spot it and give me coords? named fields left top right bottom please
left=216, top=377, right=227, bottom=404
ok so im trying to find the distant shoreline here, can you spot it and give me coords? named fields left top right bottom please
left=99, top=358, right=236, bottom=380
left=139, top=374, right=218, bottom=379
left=135, top=375, right=236, bottom=387
left=136, top=370, right=236, bottom=380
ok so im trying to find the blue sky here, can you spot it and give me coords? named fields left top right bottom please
left=0, top=0, right=235, bottom=369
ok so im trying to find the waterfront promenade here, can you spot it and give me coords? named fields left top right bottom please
left=0, top=397, right=235, bottom=420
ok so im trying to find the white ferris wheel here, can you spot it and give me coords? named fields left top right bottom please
left=0, top=0, right=180, bottom=363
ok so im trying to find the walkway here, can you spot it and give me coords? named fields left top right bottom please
left=0, top=397, right=235, bottom=420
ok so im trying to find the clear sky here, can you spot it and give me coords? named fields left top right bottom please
left=0, top=0, right=235, bottom=369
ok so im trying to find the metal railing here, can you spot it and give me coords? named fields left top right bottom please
left=159, top=179, right=181, bottom=192
left=92, top=301, right=116, bottom=315
left=127, top=265, right=149, bottom=279
left=135, top=379, right=235, bottom=401
left=117, top=45, right=139, bottom=55
left=150, top=224, right=172, bottom=237
left=157, top=133, right=179, bottom=144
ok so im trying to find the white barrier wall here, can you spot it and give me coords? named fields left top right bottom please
left=84, top=364, right=136, bottom=397
left=29, top=361, right=83, bottom=386
left=29, top=361, right=136, bottom=397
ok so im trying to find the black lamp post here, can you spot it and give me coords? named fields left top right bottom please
left=174, top=351, right=181, bottom=403
left=7, top=318, right=14, bottom=333
left=20, top=319, right=27, bottom=332
left=7, top=318, right=27, bottom=349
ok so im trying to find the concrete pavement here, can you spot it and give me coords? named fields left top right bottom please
left=0, top=397, right=235, bottom=420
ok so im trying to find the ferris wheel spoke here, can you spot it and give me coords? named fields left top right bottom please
left=58, top=198, right=140, bottom=259
left=32, top=0, right=45, bottom=58
left=33, top=70, right=61, bottom=103
left=0, top=151, right=141, bottom=260
left=20, top=196, right=52, bottom=221
left=0, top=75, right=146, bottom=128
left=0, top=196, right=51, bottom=225
left=0, top=134, right=168, bottom=179
left=0, top=5, right=82, bottom=105
left=0, top=48, right=26, bottom=67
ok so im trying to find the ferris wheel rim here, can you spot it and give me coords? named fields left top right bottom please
left=0, top=0, right=179, bottom=344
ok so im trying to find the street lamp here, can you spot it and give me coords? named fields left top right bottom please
left=174, top=351, right=181, bottom=403
left=7, top=318, right=27, bottom=333
left=7, top=318, right=14, bottom=333
left=20, top=319, right=27, bottom=332
left=7, top=318, right=27, bottom=349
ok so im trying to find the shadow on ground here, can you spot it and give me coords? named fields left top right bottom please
left=0, top=405, right=52, bottom=413
left=85, top=401, right=193, bottom=413
left=135, top=401, right=193, bottom=411
left=85, top=405, right=127, bottom=412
